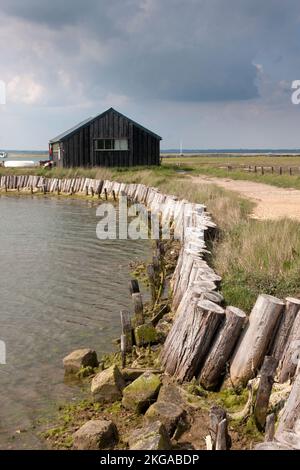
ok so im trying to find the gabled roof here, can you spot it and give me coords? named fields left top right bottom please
left=49, top=107, right=162, bottom=143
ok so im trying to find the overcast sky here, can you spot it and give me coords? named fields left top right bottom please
left=0, top=0, right=300, bottom=150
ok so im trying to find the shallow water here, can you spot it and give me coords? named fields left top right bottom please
left=0, top=195, right=150, bottom=449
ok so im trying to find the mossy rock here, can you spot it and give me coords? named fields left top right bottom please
left=134, top=323, right=158, bottom=347
left=91, top=365, right=125, bottom=404
left=144, top=401, right=186, bottom=436
left=122, top=372, right=161, bottom=413
left=128, top=421, right=171, bottom=450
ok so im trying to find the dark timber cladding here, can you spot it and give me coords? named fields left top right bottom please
left=49, top=107, right=162, bottom=168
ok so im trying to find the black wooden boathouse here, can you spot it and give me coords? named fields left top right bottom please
left=49, top=108, right=162, bottom=167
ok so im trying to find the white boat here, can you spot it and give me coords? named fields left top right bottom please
left=4, top=160, right=37, bottom=168
left=0, top=151, right=7, bottom=159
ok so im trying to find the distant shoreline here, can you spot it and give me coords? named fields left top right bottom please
left=161, top=152, right=300, bottom=157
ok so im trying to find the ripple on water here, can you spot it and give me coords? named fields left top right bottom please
left=0, top=195, right=150, bottom=448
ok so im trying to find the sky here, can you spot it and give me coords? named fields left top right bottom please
left=1, top=0, right=300, bottom=150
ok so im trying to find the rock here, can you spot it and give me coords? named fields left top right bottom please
left=134, top=323, right=158, bottom=347
left=144, top=401, right=186, bottom=436
left=155, top=320, right=173, bottom=341
left=157, top=384, right=184, bottom=408
left=128, top=421, right=172, bottom=450
left=91, top=365, right=125, bottom=403
left=122, top=368, right=162, bottom=382
left=63, top=349, right=98, bottom=374
left=122, top=372, right=161, bottom=413
left=73, top=419, right=118, bottom=450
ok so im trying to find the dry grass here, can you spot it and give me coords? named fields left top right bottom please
left=214, top=218, right=300, bottom=311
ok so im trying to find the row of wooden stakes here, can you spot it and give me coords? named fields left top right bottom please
left=2, top=174, right=300, bottom=448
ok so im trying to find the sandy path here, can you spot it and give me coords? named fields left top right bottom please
left=191, top=175, right=300, bottom=221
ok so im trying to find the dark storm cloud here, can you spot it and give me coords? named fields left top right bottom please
left=1, top=0, right=300, bottom=103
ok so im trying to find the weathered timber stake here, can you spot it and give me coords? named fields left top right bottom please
left=209, top=406, right=231, bottom=450
left=230, top=294, right=284, bottom=388
left=147, top=264, right=156, bottom=305
left=216, top=418, right=230, bottom=450
left=85, top=186, right=88, bottom=196
left=120, top=310, right=133, bottom=353
left=199, top=306, right=246, bottom=390
left=132, top=292, right=144, bottom=326
left=121, top=334, right=127, bottom=368
left=254, top=356, right=278, bottom=431
left=277, top=300, right=300, bottom=383
left=276, top=363, right=300, bottom=449
left=112, top=190, right=116, bottom=201
left=104, top=188, right=108, bottom=200
left=270, top=297, right=300, bottom=362
left=265, top=413, right=275, bottom=442
left=129, top=279, right=140, bottom=295
left=91, top=187, right=94, bottom=197
left=30, top=185, right=33, bottom=194
left=209, top=406, right=226, bottom=449
left=161, top=300, right=225, bottom=382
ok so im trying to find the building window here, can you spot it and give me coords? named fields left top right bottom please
left=95, top=139, right=128, bottom=151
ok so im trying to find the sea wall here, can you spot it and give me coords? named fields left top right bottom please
left=1, top=174, right=300, bottom=449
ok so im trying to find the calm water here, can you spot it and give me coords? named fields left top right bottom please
left=0, top=195, right=150, bottom=449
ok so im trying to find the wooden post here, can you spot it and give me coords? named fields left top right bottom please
left=112, top=190, right=116, bottom=201
left=71, top=186, right=74, bottom=195
left=209, top=406, right=231, bottom=450
left=275, top=363, right=300, bottom=448
left=161, top=300, right=225, bottom=382
left=270, top=297, right=300, bottom=362
left=280, top=167, right=282, bottom=175
left=121, top=334, right=127, bottom=368
left=85, top=186, right=89, bottom=196
left=120, top=310, right=132, bottom=353
left=289, top=167, right=292, bottom=176
left=230, top=294, right=284, bottom=388
left=254, top=165, right=257, bottom=173
left=254, top=356, right=278, bottom=431
left=104, top=188, right=108, bottom=200
left=199, top=306, right=246, bottom=390
left=91, top=187, right=94, bottom=197
left=265, top=413, right=275, bottom=442
left=147, top=264, right=156, bottom=305
left=132, top=292, right=144, bottom=326
left=30, top=185, right=33, bottom=195
left=57, top=182, right=60, bottom=195
left=129, top=279, right=140, bottom=295
left=278, top=307, right=300, bottom=383
left=271, top=166, right=274, bottom=174
left=216, top=418, right=230, bottom=450
left=261, top=166, right=264, bottom=175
